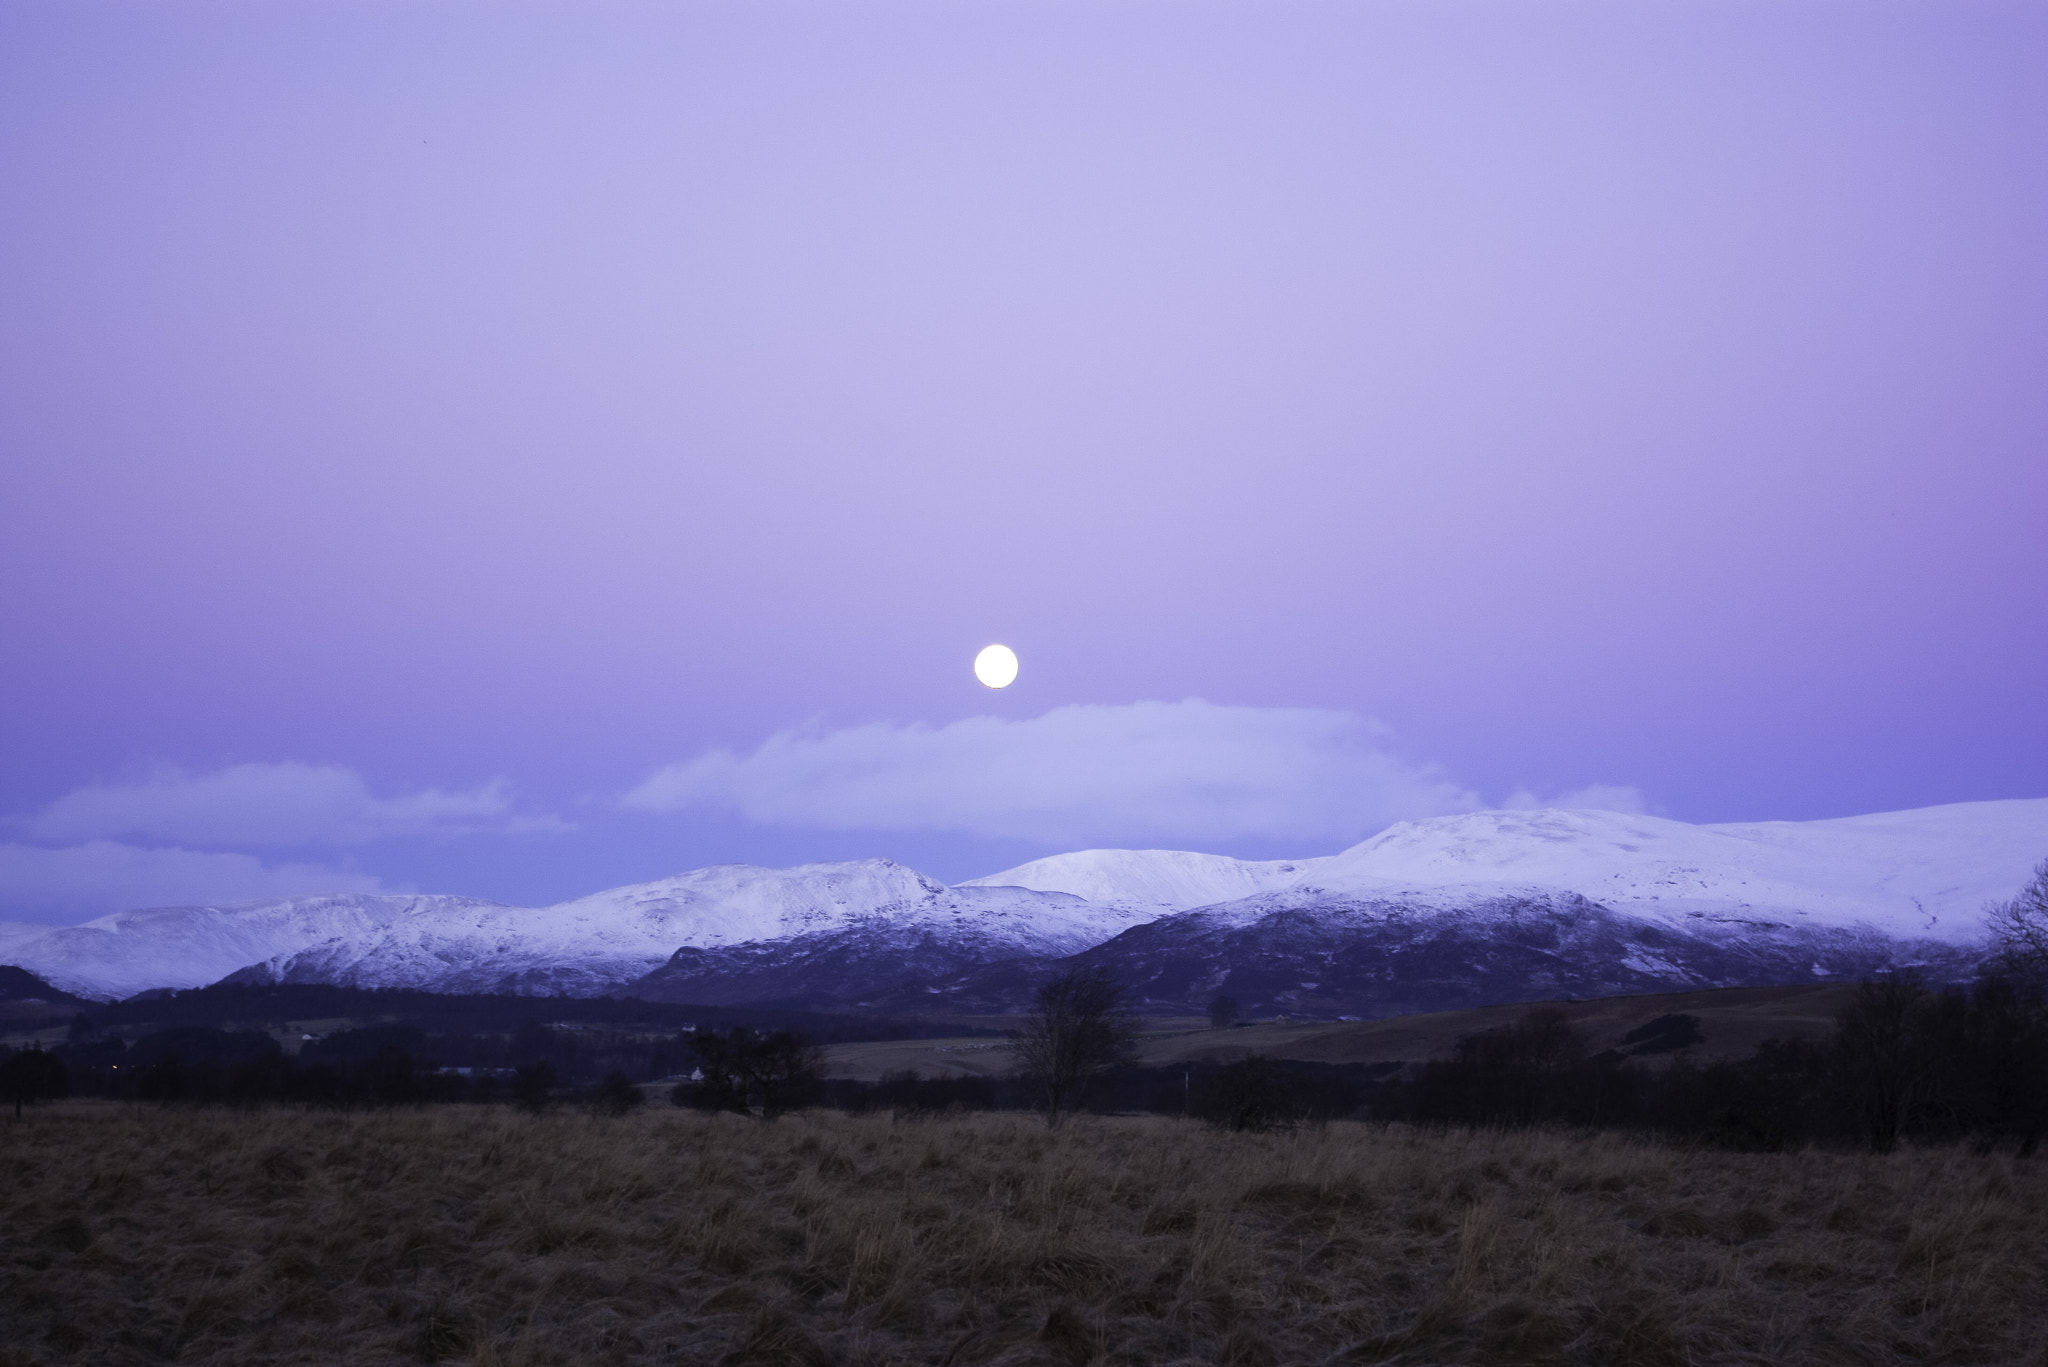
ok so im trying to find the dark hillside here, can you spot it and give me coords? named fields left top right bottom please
left=0, top=966, right=85, bottom=1005
left=68, top=981, right=999, bottom=1044
left=852, top=896, right=1980, bottom=1019
left=0, top=966, right=90, bottom=1030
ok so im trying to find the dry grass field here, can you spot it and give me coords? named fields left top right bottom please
left=4, top=1102, right=2045, bottom=1367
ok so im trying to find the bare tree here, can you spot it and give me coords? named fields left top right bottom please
left=1835, top=971, right=1929, bottom=1153
left=1987, top=858, right=2048, bottom=990
left=748, top=1030, right=826, bottom=1120
left=1014, top=965, right=1137, bottom=1127
left=680, top=1026, right=823, bottom=1120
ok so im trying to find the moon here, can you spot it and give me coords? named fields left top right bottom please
left=973, top=643, right=1019, bottom=688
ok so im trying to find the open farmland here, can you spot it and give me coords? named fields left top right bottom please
left=819, top=984, right=1862, bottom=1081
left=4, top=1102, right=2045, bottom=1365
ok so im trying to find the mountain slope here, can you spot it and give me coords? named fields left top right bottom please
left=15, top=859, right=1145, bottom=1000
left=236, top=860, right=1146, bottom=997
left=628, top=885, right=1119, bottom=1006
left=856, top=891, right=1985, bottom=1019
left=966, top=800, right=2048, bottom=942
left=961, top=848, right=1307, bottom=912
left=1303, top=801, right=2047, bottom=943
left=2, top=894, right=501, bottom=1001
left=0, top=921, right=53, bottom=961
left=872, top=802, right=2043, bottom=1019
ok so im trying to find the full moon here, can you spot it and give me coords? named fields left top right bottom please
left=973, top=643, right=1019, bottom=688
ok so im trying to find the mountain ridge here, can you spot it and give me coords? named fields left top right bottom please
left=2, top=798, right=2041, bottom=1006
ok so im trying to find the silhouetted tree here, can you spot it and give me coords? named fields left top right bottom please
left=1207, top=995, right=1242, bottom=1029
left=680, top=1028, right=750, bottom=1114
left=1914, top=973, right=2048, bottom=1152
left=1988, top=858, right=2048, bottom=991
left=1398, top=1007, right=1595, bottom=1128
left=590, top=1070, right=646, bottom=1116
left=678, top=1026, right=822, bottom=1119
left=1015, top=965, right=1137, bottom=1127
left=1835, top=971, right=1928, bottom=1153
left=0, top=1047, right=67, bottom=1117
left=748, top=1031, right=825, bottom=1119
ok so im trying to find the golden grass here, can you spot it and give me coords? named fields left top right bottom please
left=4, top=1103, right=2046, bottom=1366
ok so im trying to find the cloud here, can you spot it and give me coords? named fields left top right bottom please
left=19, top=762, right=566, bottom=848
left=1501, top=783, right=1651, bottom=814
left=622, top=700, right=1482, bottom=847
left=0, top=840, right=385, bottom=923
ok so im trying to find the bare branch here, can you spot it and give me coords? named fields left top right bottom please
left=1986, top=857, right=2048, bottom=987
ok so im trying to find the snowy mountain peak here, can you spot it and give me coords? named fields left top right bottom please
left=962, top=848, right=1308, bottom=912
left=545, top=857, right=956, bottom=945
left=1302, top=800, right=2048, bottom=943
left=5, top=856, right=1146, bottom=1001
left=1, top=893, right=510, bottom=1001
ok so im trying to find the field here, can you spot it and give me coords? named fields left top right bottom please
left=819, top=984, right=1861, bottom=1081
left=5, top=1103, right=2045, bottom=1366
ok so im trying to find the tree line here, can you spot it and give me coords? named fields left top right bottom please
left=10, top=970, right=2045, bottom=1148
left=1, top=1020, right=700, bottom=1111
left=10, top=975, right=2045, bottom=1148
left=1369, top=972, right=2046, bottom=1152
left=1376, top=864, right=2048, bottom=1151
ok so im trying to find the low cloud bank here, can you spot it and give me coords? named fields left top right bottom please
left=20, top=762, right=562, bottom=848
left=0, top=840, right=384, bottom=924
left=2, top=717, right=1647, bottom=922
left=623, top=700, right=1486, bottom=847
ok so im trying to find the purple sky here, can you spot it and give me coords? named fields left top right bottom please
left=3, top=2, right=2045, bottom=921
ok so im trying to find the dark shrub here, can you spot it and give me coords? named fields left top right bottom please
left=590, top=1071, right=645, bottom=1116
left=1193, top=1056, right=1301, bottom=1132
left=513, top=1061, right=557, bottom=1113
left=681, top=1026, right=824, bottom=1119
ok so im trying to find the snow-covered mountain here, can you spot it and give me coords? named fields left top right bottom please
left=628, top=884, right=1125, bottom=1007
left=1, top=894, right=500, bottom=1001
left=2, top=798, right=2041, bottom=1008
left=892, top=800, right=2045, bottom=1017
left=237, top=862, right=1143, bottom=999
left=0, top=921, right=53, bottom=961
left=959, top=849, right=1307, bottom=913
left=858, top=892, right=1986, bottom=1019
left=968, top=800, right=2048, bottom=946
left=1296, top=802, right=2046, bottom=944
left=3, top=859, right=1146, bottom=1001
